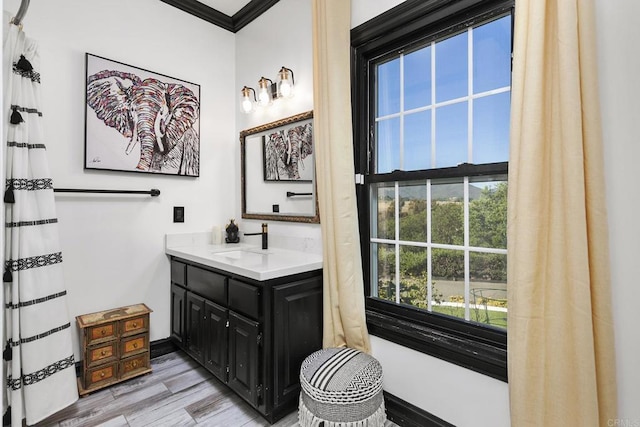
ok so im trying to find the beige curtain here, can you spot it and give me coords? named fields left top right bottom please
left=311, top=0, right=370, bottom=353
left=508, top=0, right=617, bottom=425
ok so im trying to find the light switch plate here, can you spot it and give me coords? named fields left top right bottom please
left=173, top=206, right=184, bottom=223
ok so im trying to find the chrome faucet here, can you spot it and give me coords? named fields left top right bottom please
left=244, top=223, right=268, bottom=250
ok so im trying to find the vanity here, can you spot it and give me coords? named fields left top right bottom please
left=166, top=235, right=323, bottom=423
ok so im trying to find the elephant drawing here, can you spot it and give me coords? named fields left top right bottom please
left=264, top=123, right=313, bottom=181
left=86, top=70, right=200, bottom=175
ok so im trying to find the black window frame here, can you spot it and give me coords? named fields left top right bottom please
left=352, top=0, right=514, bottom=382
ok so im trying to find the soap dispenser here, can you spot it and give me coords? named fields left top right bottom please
left=225, top=219, right=240, bottom=243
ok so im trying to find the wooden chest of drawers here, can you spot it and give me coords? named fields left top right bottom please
left=76, top=303, right=152, bottom=395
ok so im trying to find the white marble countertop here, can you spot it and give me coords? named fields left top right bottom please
left=165, top=234, right=323, bottom=281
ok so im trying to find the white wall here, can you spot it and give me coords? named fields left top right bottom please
left=351, top=0, right=406, bottom=28
left=2, top=0, right=237, bottom=358
left=596, top=0, right=640, bottom=423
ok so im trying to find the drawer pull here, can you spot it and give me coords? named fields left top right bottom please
left=132, top=361, right=138, bottom=368
left=100, top=372, right=105, bottom=378
left=101, top=350, right=106, bottom=356
left=133, top=343, right=138, bottom=349
left=101, top=329, right=106, bottom=335
left=132, top=322, right=137, bottom=328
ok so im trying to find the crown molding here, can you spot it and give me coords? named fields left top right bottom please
left=160, top=0, right=280, bottom=33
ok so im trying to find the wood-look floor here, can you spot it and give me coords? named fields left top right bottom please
left=34, top=351, right=399, bottom=427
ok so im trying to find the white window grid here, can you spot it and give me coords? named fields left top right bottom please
left=370, top=178, right=508, bottom=321
left=371, top=22, right=510, bottom=322
left=374, top=25, right=511, bottom=171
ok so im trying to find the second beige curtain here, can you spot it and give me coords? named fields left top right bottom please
left=508, top=0, right=617, bottom=425
left=311, top=0, right=370, bottom=353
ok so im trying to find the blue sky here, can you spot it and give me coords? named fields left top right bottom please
left=376, top=15, right=512, bottom=173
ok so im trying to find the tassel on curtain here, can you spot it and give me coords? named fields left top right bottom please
left=312, top=0, right=370, bottom=352
left=3, top=11, right=79, bottom=426
left=507, top=0, right=617, bottom=425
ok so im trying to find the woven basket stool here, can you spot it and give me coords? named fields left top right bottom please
left=298, top=347, right=386, bottom=427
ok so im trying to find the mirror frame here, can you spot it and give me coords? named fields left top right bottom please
left=240, top=110, right=319, bottom=223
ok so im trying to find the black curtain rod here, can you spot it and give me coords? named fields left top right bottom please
left=54, top=188, right=160, bottom=197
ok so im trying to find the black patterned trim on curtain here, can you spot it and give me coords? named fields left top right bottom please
left=4, top=252, right=63, bottom=271
left=5, top=178, right=53, bottom=191
left=5, top=218, right=58, bottom=228
left=7, top=355, right=75, bottom=390
left=7, top=323, right=71, bottom=347
left=6, top=141, right=47, bottom=149
left=11, top=64, right=40, bottom=82
left=4, top=290, right=67, bottom=309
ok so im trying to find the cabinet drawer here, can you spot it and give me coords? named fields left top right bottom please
left=121, top=315, right=148, bottom=337
left=87, top=322, right=117, bottom=345
left=187, top=266, right=227, bottom=305
left=171, top=260, right=186, bottom=287
left=121, top=334, right=149, bottom=358
left=228, top=279, right=260, bottom=319
left=86, top=342, right=118, bottom=367
left=85, top=362, right=118, bottom=389
left=120, top=353, right=150, bottom=379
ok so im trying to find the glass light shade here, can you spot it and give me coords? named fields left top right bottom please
left=258, top=77, right=273, bottom=107
left=241, top=96, right=254, bottom=113
left=277, top=67, right=295, bottom=98
left=279, top=80, right=293, bottom=98
left=240, top=86, right=255, bottom=113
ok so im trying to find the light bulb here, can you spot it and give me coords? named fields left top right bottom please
left=257, top=77, right=273, bottom=107
left=240, top=86, right=255, bottom=113
left=279, top=80, right=292, bottom=98
left=277, top=67, right=295, bottom=99
left=242, top=97, right=253, bottom=113
left=258, top=88, right=270, bottom=106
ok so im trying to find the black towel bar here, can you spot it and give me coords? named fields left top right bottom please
left=54, top=188, right=160, bottom=197
left=286, top=191, right=312, bottom=197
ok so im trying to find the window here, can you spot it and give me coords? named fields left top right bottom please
left=352, top=0, right=513, bottom=380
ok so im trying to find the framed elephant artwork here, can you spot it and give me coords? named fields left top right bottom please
left=84, top=53, right=200, bottom=176
left=262, top=116, right=314, bottom=182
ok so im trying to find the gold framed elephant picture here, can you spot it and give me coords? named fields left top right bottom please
left=84, top=53, right=200, bottom=177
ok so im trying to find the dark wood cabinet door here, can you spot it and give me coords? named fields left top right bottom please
left=203, top=300, right=228, bottom=382
left=272, top=276, right=323, bottom=406
left=170, top=284, right=186, bottom=347
left=228, top=311, right=260, bottom=408
left=186, top=293, right=205, bottom=364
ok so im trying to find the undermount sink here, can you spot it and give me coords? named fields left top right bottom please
left=241, top=247, right=274, bottom=254
left=209, top=248, right=273, bottom=261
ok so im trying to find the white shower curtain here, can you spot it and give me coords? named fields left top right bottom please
left=3, top=11, right=78, bottom=426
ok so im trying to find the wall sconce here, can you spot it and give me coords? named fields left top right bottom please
left=241, top=66, right=295, bottom=113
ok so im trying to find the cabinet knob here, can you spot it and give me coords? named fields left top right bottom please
left=100, top=372, right=105, bottom=378
left=132, top=322, right=137, bottom=328
left=133, top=342, right=138, bottom=349
left=101, top=350, right=106, bottom=356
left=101, top=329, right=106, bottom=335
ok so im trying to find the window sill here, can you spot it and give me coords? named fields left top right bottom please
left=366, top=298, right=507, bottom=382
